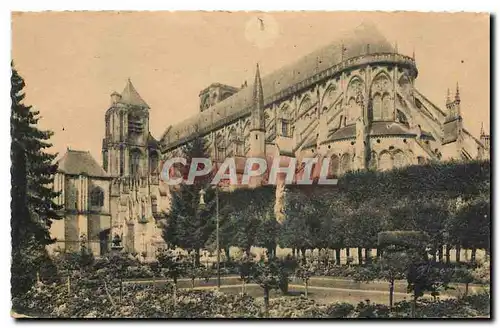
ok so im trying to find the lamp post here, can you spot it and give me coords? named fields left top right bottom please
left=199, top=187, right=220, bottom=289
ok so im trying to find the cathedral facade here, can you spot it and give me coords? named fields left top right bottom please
left=50, top=23, right=490, bottom=257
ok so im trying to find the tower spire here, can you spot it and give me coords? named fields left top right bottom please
left=446, top=88, right=451, bottom=104
left=480, top=122, right=485, bottom=136
left=120, top=79, right=150, bottom=109
left=251, top=63, right=265, bottom=131
left=248, top=63, right=267, bottom=160
left=455, top=82, right=460, bottom=102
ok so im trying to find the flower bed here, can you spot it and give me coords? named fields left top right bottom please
left=12, top=279, right=490, bottom=319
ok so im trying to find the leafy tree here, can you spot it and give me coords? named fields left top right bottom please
left=472, top=260, right=490, bottom=287
left=448, top=197, right=490, bottom=263
left=237, top=252, right=255, bottom=294
left=247, top=258, right=288, bottom=317
left=407, top=261, right=454, bottom=304
left=279, top=189, right=317, bottom=262
left=231, top=201, right=261, bottom=256
left=11, top=63, right=62, bottom=296
left=255, top=205, right=279, bottom=258
left=403, top=247, right=455, bottom=319
left=453, top=266, right=474, bottom=297
left=219, top=187, right=275, bottom=257
left=379, top=251, right=410, bottom=310
left=377, top=230, right=431, bottom=314
left=344, top=202, right=384, bottom=264
left=412, top=201, right=449, bottom=262
left=205, top=202, right=236, bottom=262
left=295, top=261, right=315, bottom=298
left=318, top=214, right=346, bottom=265
left=280, top=254, right=298, bottom=294
left=182, top=252, right=212, bottom=288
left=156, top=249, right=186, bottom=285
left=162, top=135, right=216, bottom=265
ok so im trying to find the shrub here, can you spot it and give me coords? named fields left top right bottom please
left=325, top=302, right=355, bottom=318
left=354, top=300, right=390, bottom=318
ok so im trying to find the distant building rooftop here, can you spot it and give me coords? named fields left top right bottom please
left=161, top=22, right=398, bottom=148
left=57, top=149, right=109, bottom=177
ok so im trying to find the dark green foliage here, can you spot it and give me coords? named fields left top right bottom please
left=13, top=281, right=490, bottom=318
left=52, top=248, right=95, bottom=274
left=218, top=186, right=276, bottom=255
left=11, top=63, right=62, bottom=246
left=337, top=160, right=490, bottom=205
left=407, top=261, right=454, bottom=300
left=162, top=135, right=216, bottom=264
left=344, top=202, right=385, bottom=250
left=156, top=249, right=187, bottom=284
left=248, top=257, right=288, bottom=290
left=229, top=203, right=261, bottom=255
left=278, top=160, right=490, bottom=260
left=12, top=250, right=491, bottom=318
left=255, top=207, right=279, bottom=257
left=11, top=63, right=61, bottom=297
left=355, top=300, right=391, bottom=318
left=325, top=302, right=355, bottom=318
left=279, top=187, right=320, bottom=251
left=448, top=196, right=490, bottom=254
left=378, top=231, right=430, bottom=250
left=247, top=257, right=290, bottom=316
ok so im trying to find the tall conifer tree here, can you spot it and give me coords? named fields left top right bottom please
left=161, top=134, right=216, bottom=265
left=11, top=63, right=61, bottom=295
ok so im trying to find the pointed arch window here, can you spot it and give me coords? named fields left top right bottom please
left=281, top=119, right=292, bottom=137
left=149, top=151, right=159, bottom=174
left=382, top=93, right=392, bottom=120
left=299, top=97, right=312, bottom=114
left=340, top=153, right=351, bottom=174
left=228, top=128, right=240, bottom=156
left=105, top=117, right=111, bottom=138
left=90, top=187, right=104, bottom=207
left=234, top=140, right=244, bottom=156
left=369, top=151, right=378, bottom=170
left=393, top=151, right=407, bottom=168
left=215, top=133, right=225, bottom=161
left=216, top=147, right=226, bottom=161
left=130, top=149, right=142, bottom=176
left=103, top=150, right=109, bottom=172
left=379, top=152, right=392, bottom=171
left=372, top=94, right=382, bottom=121
left=119, top=147, right=125, bottom=176
left=346, top=98, right=356, bottom=124
left=329, top=155, right=340, bottom=177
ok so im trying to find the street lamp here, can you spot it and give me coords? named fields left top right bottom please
left=199, top=187, right=220, bottom=289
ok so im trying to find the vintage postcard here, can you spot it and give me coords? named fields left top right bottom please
left=10, top=11, right=490, bottom=319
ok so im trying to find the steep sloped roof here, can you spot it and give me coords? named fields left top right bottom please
left=119, top=79, right=150, bottom=108
left=57, top=149, right=109, bottom=177
left=162, top=22, right=395, bottom=146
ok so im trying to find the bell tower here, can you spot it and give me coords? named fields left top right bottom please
left=102, top=79, right=150, bottom=178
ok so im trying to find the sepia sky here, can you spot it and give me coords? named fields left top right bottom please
left=12, top=11, right=490, bottom=162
